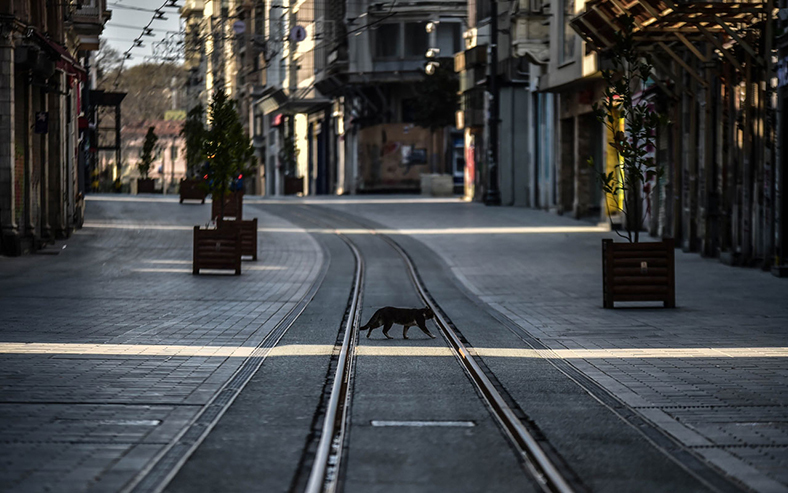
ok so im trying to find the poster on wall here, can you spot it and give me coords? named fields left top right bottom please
left=358, top=124, right=432, bottom=190
left=465, top=134, right=475, bottom=200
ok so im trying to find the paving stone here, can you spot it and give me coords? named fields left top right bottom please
left=0, top=196, right=324, bottom=492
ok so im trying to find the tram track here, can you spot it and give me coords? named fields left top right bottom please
left=301, top=204, right=747, bottom=493
left=298, top=205, right=578, bottom=493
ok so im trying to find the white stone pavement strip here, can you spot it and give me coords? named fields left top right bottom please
left=0, top=196, right=324, bottom=493
left=318, top=197, right=788, bottom=493
left=2, top=342, right=787, bottom=359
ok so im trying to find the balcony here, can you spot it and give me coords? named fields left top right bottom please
left=180, top=0, right=205, bottom=16
left=512, top=0, right=550, bottom=64
left=372, top=58, right=425, bottom=74
left=70, top=0, right=111, bottom=50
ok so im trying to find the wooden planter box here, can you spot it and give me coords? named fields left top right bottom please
left=211, top=191, right=243, bottom=219
left=284, top=176, right=303, bottom=195
left=137, top=178, right=156, bottom=194
left=193, top=226, right=241, bottom=275
left=179, top=178, right=206, bottom=203
left=218, top=217, right=258, bottom=260
left=602, top=238, right=675, bottom=308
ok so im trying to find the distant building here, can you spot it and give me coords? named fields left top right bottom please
left=107, top=120, right=187, bottom=194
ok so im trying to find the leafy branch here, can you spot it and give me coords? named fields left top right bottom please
left=203, top=89, right=254, bottom=218
left=591, top=15, right=667, bottom=243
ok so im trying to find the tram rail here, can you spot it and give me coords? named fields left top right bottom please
left=302, top=207, right=575, bottom=493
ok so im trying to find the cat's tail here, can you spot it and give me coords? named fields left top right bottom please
left=359, top=315, right=377, bottom=331
left=359, top=316, right=378, bottom=337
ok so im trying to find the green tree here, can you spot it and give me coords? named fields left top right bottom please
left=203, top=89, right=253, bottom=218
left=98, top=62, right=186, bottom=124
left=591, top=15, right=666, bottom=243
left=138, top=126, right=158, bottom=179
left=181, top=104, right=206, bottom=177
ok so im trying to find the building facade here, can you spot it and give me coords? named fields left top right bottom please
left=0, top=0, right=111, bottom=256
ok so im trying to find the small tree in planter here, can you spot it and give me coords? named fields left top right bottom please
left=193, top=89, right=254, bottom=275
left=137, top=126, right=158, bottom=193
left=590, top=15, right=675, bottom=308
left=179, top=104, right=208, bottom=203
left=203, top=89, right=253, bottom=219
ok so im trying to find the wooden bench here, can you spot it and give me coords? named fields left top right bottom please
left=193, top=225, right=241, bottom=275
left=602, top=238, right=675, bottom=308
left=218, top=218, right=258, bottom=260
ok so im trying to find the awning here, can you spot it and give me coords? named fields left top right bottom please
left=90, top=90, right=127, bottom=107
left=278, top=98, right=332, bottom=115
left=258, top=88, right=331, bottom=115
left=259, top=89, right=289, bottom=114
left=33, top=30, right=87, bottom=80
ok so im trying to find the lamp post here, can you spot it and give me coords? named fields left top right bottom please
left=485, top=0, right=502, bottom=206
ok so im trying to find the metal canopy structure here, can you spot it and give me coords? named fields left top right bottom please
left=569, top=0, right=780, bottom=268
left=570, top=0, right=770, bottom=72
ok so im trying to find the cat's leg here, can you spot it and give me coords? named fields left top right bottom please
left=403, top=323, right=412, bottom=339
left=382, top=320, right=394, bottom=339
left=417, top=319, right=437, bottom=339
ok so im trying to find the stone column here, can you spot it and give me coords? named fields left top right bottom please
left=38, top=85, right=51, bottom=242
left=0, top=26, right=17, bottom=253
left=48, top=70, right=67, bottom=237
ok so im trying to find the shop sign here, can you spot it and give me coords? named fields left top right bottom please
left=34, top=112, right=48, bottom=134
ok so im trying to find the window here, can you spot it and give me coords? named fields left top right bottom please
left=560, top=0, right=576, bottom=63
left=402, top=98, right=417, bottom=123
left=375, top=24, right=400, bottom=58
left=404, top=22, right=428, bottom=57
left=437, top=23, right=462, bottom=57
left=475, top=0, right=491, bottom=26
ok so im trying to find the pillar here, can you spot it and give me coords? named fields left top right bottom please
left=0, top=27, right=17, bottom=253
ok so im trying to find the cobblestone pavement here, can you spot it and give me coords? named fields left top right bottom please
left=0, top=195, right=324, bottom=492
left=302, top=196, right=788, bottom=493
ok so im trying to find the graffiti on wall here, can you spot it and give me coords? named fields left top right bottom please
left=358, top=124, right=433, bottom=189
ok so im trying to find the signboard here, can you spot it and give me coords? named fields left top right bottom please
left=233, top=20, right=246, bottom=34
left=34, top=112, right=48, bottom=134
left=290, top=26, right=306, bottom=43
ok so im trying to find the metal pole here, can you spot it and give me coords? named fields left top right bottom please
left=485, top=0, right=502, bottom=206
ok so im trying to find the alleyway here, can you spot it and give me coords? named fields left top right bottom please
left=0, top=195, right=786, bottom=492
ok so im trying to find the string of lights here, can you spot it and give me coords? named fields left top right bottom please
left=112, top=0, right=182, bottom=88
left=107, top=0, right=461, bottom=79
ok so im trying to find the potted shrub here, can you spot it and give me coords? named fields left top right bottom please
left=180, top=104, right=208, bottom=204
left=137, top=126, right=158, bottom=194
left=193, top=89, right=255, bottom=275
left=218, top=217, right=258, bottom=260
left=591, top=15, right=675, bottom=308
left=204, top=90, right=253, bottom=219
